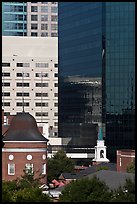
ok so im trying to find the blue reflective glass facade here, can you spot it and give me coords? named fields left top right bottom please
left=59, top=2, right=135, bottom=160
left=103, top=2, right=135, bottom=161
left=2, top=2, right=27, bottom=36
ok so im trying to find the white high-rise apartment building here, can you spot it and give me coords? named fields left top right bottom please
left=27, top=2, right=58, bottom=37
left=2, top=36, right=58, bottom=137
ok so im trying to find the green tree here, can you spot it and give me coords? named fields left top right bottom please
left=111, top=178, right=135, bottom=202
left=47, top=150, right=74, bottom=181
left=2, top=180, right=17, bottom=202
left=96, top=166, right=109, bottom=171
left=127, top=159, right=135, bottom=174
left=59, top=176, right=112, bottom=202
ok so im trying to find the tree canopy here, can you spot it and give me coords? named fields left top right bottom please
left=126, top=159, right=135, bottom=174
left=47, top=150, right=74, bottom=181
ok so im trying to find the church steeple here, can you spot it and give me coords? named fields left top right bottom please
left=98, top=126, right=103, bottom=140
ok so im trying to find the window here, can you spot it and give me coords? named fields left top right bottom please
left=17, top=73, right=29, bottom=77
left=31, top=32, right=37, bottom=36
left=2, top=82, right=10, bottom=86
left=2, top=72, right=10, bottom=77
left=51, top=7, right=58, bottom=13
left=35, top=103, right=48, bottom=107
left=31, top=6, right=37, bottom=12
left=2, top=92, right=10, bottom=96
left=51, top=15, right=58, bottom=22
left=54, top=122, right=58, bottom=126
left=54, top=112, right=58, bottom=116
left=41, top=15, right=48, bottom=21
left=2, top=102, right=10, bottom=106
left=16, top=92, right=29, bottom=97
left=41, top=2, right=48, bottom=4
left=8, top=164, right=15, bottom=175
left=52, top=2, right=58, bottom=4
left=36, top=63, right=48, bottom=67
left=36, top=83, right=48, bottom=87
left=17, top=102, right=29, bottom=106
left=41, top=24, right=48, bottom=30
left=54, top=103, right=58, bottom=107
left=31, top=15, right=38, bottom=21
left=16, top=63, right=30, bottom=67
left=51, top=33, right=58, bottom=37
left=36, top=112, right=48, bottom=116
left=17, top=83, right=29, bottom=87
left=36, top=93, right=48, bottom=97
left=41, top=6, right=48, bottom=12
left=2, top=63, right=10, bottom=67
left=4, top=112, right=10, bottom=116
left=41, top=32, right=48, bottom=37
left=54, top=73, right=58, bottom=77
left=54, top=93, right=58, bottom=97
left=31, top=23, right=38, bottom=30
left=42, top=164, right=46, bottom=175
left=54, top=83, right=58, bottom=87
left=51, top=24, right=57, bottom=31
left=25, top=164, right=33, bottom=174
left=54, top=63, right=58, bottom=68
left=35, top=73, right=48, bottom=77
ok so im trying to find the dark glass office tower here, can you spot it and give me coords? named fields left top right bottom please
left=103, top=2, right=135, bottom=161
left=2, top=2, right=27, bottom=36
left=58, top=2, right=103, bottom=147
left=59, top=2, right=135, bottom=160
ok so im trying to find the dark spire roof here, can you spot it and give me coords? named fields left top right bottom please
left=3, top=112, right=48, bottom=142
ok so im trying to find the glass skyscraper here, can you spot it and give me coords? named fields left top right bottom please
left=2, top=2, right=27, bottom=36
left=59, top=2, right=135, bottom=161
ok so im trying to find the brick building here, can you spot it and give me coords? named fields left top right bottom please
left=117, top=149, right=135, bottom=172
left=2, top=112, right=49, bottom=184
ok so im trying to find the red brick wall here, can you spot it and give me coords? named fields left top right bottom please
left=117, top=150, right=135, bottom=172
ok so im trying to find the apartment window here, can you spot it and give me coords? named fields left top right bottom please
left=54, top=73, right=58, bottom=77
left=41, top=15, right=48, bottom=21
left=2, top=102, right=10, bottom=106
left=52, top=2, right=58, bottom=4
left=51, top=7, right=58, bottom=13
left=17, top=73, right=29, bottom=77
left=36, top=112, right=48, bottom=116
left=31, top=32, right=38, bottom=36
left=17, top=102, right=29, bottom=106
left=41, top=6, right=48, bottom=12
left=42, top=164, right=46, bottom=175
left=35, top=103, right=48, bottom=107
left=4, top=112, right=10, bottom=116
left=41, top=2, right=48, bottom=4
left=51, top=24, right=57, bottom=31
left=36, top=93, right=48, bottom=97
left=31, top=6, right=37, bottom=12
left=54, top=122, right=58, bottom=126
left=2, top=82, right=10, bottom=86
left=54, top=83, right=58, bottom=87
left=51, top=15, right=58, bottom=22
left=16, top=63, right=30, bottom=67
left=2, top=72, right=10, bottom=77
left=25, top=164, right=33, bottom=174
left=54, top=112, right=58, bottom=116
left=31, top=23, right=38, bottom=30
left=16, top=92, right=29, bottom=97
left=54, top=93, right=58, bottom=97
left=36, top=83, right=48, bottom=87
left=41, top=32, right=48, bottom=37
left=31, top=15, right=38, bottom=21
left=54, top=63, right=58, bottom=68
left=54, top=103, right=58, bottom=107
left=36, top=63, right=48, bottom=68
left=2, top=92, right=10, bottom=96
left=35, top=73, right=48, bottom=77
left=2, top=63, right=10, bottom=67
left=8, top=164, right=15, bottom=175
left=51, top=33, right=58, bottom=37
left=41, top=24, right=48, bottom=30
left=17, top=83, right=29, bottom=87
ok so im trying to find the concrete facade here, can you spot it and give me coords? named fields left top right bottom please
left=2, top=36, right=58, bottom=136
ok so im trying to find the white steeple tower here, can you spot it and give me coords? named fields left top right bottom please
left=92, top=124, right=109, bottom=163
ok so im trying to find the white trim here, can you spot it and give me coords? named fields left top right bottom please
left=8, top=163, right=15, bottom=175
left=3, top=141, right=47, bottom=143
left=2, top=148, right=47, bottom=153
left=117, top=154, right=135, bottom=158
left=42, top=163, right=46, bottom=175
